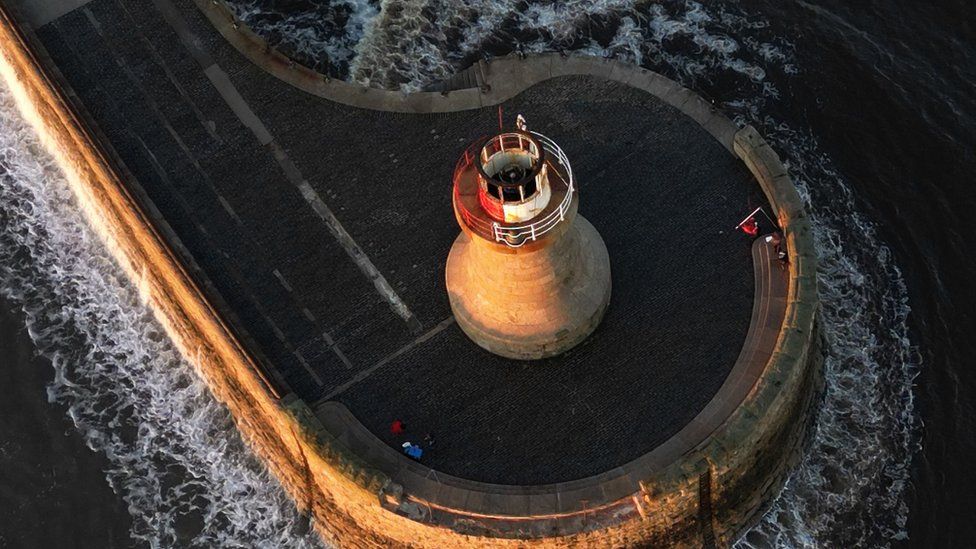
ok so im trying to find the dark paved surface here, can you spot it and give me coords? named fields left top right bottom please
left=34, top=0, right=767, bottom=484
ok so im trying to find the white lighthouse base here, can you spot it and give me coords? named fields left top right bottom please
left=445, top=215, right=611, bottom=360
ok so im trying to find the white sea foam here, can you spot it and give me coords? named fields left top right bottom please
left=227, top=0, right=378, bottom=74
left=736, top=123, right=920, bottom=547
left=350, top=0, right=668, bottom=90
left=0, top=88, right=325, bottom=547
left=349, top=0, right=776, bottom=91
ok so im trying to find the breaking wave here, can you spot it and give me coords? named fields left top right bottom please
left=227, top=0, right=377, bottom=77
left=229, top=0, right=789, bottom=91
left=737, top=123, right=921, bottom=548
left=0, top=88, right=324, bottom=547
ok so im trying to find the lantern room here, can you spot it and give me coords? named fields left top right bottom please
left=475, top=131, right=552, bottom=223
left=452, top=120, right=576, bottom=249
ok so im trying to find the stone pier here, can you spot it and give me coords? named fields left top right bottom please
left=0, top=0, right=821, bottom=546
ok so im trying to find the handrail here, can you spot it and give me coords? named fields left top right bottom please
left=476, top=132, right=544, bottom=191
left=493, top=132, right=574, bottom=247
left=452, top=131, right=575, bottom=248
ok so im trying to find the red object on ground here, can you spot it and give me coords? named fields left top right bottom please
left=740, top=217, right=759, bottom=236
left=390, top=420, right=404, bottom=435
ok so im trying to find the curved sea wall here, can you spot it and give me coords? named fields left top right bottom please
left=0, top=4, right=820, bottom=547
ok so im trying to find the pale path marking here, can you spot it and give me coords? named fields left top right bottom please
left=77, top=4, right=341, bottom=381
left=149, top=0, right=421, bottom=332
left=318, top=317, right=455, bottom=402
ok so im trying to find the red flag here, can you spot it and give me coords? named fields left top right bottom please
left=740, top=216, right=759, bottom=236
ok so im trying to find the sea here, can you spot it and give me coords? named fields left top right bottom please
left=0, top=0, right=972, bottom=547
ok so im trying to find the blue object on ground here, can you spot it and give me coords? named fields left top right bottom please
left=405, top=444, right=423, bottom=459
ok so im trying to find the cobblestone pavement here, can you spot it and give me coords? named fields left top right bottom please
left=34, top=0, right=767, bottom=484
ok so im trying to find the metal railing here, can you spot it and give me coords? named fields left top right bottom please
left=478, top=132, right=541, bottom=172
left=453, top=131, right=575, bottom=248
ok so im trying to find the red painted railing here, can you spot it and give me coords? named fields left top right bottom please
left=452, top=131, right=575, bottom=247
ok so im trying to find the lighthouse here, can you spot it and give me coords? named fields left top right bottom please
left=445, top=117, right=612, bottom=360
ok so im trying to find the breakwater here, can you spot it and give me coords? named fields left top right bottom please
left=0, top=3, right=821, bottom=545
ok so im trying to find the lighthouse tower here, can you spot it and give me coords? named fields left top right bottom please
left=446, top=118, right=611, bottom=360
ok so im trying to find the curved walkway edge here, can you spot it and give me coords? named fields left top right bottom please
left=193, top=0, right=737, bottom=152
left=313, top=236, right=787, bottom=521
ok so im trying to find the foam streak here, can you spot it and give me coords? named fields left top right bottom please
left=0, top=83, right=324, bottom=548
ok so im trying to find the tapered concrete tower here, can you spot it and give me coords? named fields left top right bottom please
left=446, top=119, right=611, bottom=360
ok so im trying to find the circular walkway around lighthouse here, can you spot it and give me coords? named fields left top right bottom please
left=318, top=74, right=767, bottom=485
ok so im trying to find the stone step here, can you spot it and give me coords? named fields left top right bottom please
left=423, top=63, right=482, bottom=92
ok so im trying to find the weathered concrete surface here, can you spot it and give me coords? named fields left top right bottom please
left=0, top=0, right=821, bottom=546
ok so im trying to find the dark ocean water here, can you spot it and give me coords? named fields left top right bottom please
left=741, top=2, right=975, bottom=546
left=0, top=296, right=132, bottom=548
left=0, top=0, right=973, bottom=547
